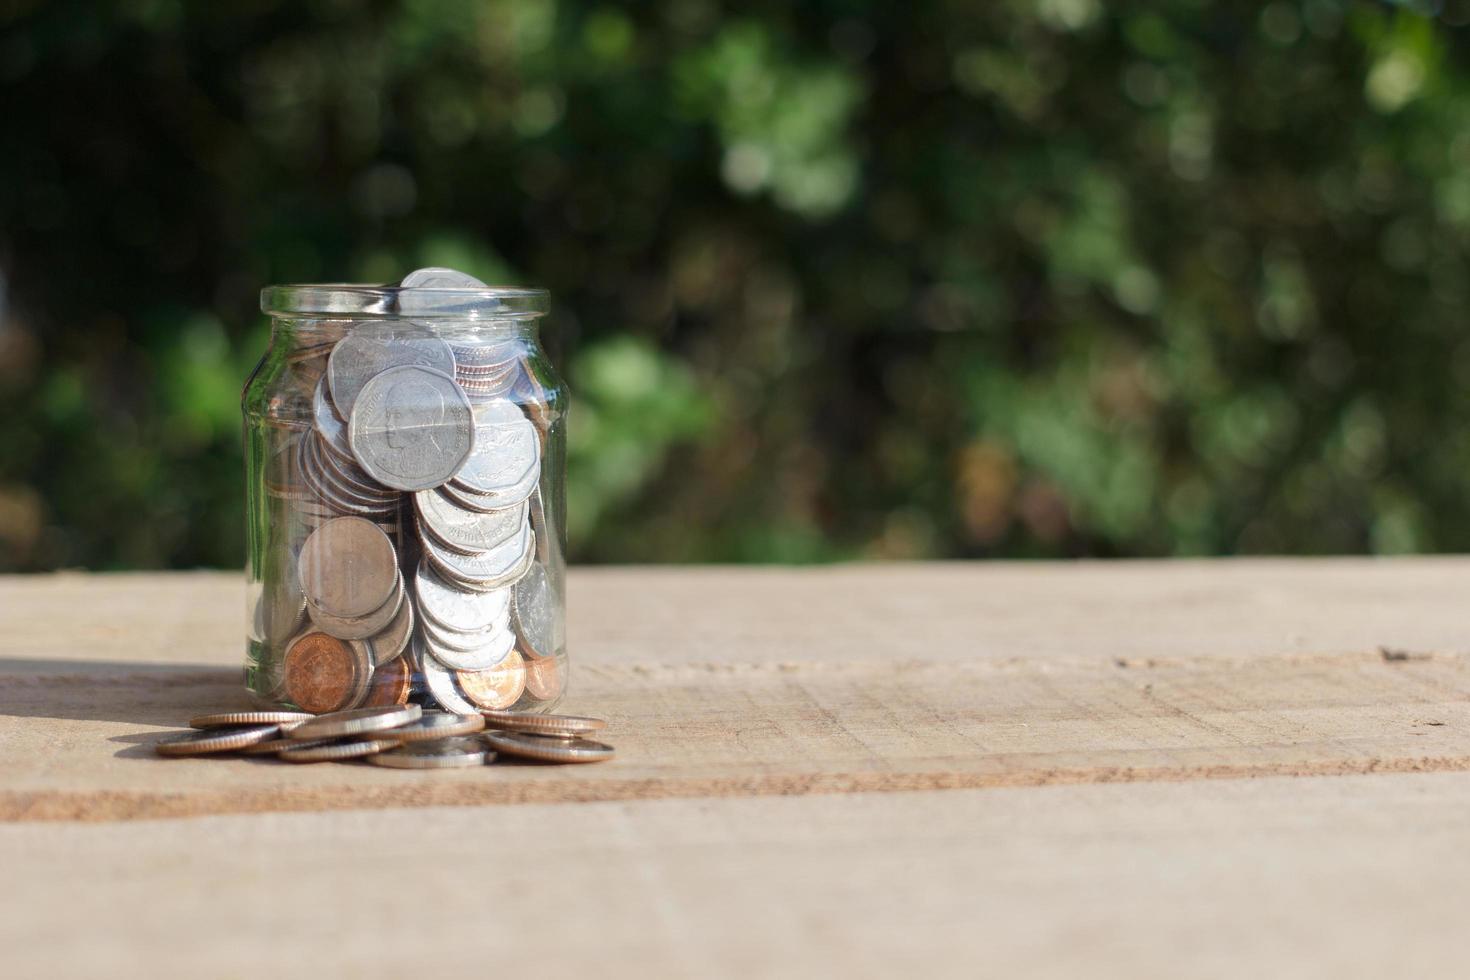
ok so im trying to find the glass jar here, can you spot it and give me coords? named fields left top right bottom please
left=242, top=282, right=567, bottom=715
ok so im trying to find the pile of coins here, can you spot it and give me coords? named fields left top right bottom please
left=154, top=706, right=614, bottom=767
left=253, top=267, right=565, bottom=716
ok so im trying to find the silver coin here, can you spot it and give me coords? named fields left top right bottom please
left=367, top=735, right=490, bottom=768
left=312, top=377, right=354, bottom=461
left=421, top=620, right=516, bottom=671
left=421, top=602, right=511, bottom=650
left=366, top=586, right=415, bottom=662
left=526, top=488, right=552, bottom=565
left=307, top=432, right=399, bottom=505
left=413, top=560, right=512, bottom=633
left=287, top=703, right=423, bottom=741
left=416, top=637, right=481, bottom=714
left=279, top=738, right=397, bottom=763
left=374, top=710, right=486, bottom=743
left=307, top=570, right=404, bottom=640
left=480, top=730, right=615, bottom=764
left=512, top=562, right=557, bottom=660
left=450, top=400, right=540, bottom=504
left=155, top=725, right=283, bottom=757
left=299, top=435, right=399, bottom=517
left=254, top=547, right=307, bottom=647
left=399, top=267, right=487, bottom=289
left=190, top=711, right=313, bottom=729
left=451, top=337, right=522, bottom=368
left=297, top=517, right=399, bottom=619
left=328, top=333, right=457, bottom=421
left=415, top=490, right=527, bottom=556
left=420, top=520, right=535, bottom=591
left=348, top=365, right=475, bottom=491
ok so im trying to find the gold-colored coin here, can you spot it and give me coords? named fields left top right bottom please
left=455, top=648, right=525, bottom=709
left=362, top=655, right=413, bottom=707
left=278, top=738, right=395, bottom=763
left=479, top=710, right=604, bottom=737
left=189, top=711, right=313, bottom=730
left=480, top=730, right=614, bottom=764
left=155, top=725, right=282, bottom=757
left=523, top=656, right=565, bottom=702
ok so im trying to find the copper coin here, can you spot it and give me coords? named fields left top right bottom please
left=362, top=655, right=413, bottom=707
left=189, top=711, right=313, bottom=730
left=278, top=738, right=396, bottom=763
left=287, top=704, right=421, bottom=741
left=523, top=654, right=564, bottom=702
left=455, top=648, right=526, bottom=709
left=283, top=631, right=371, bottom=714
left=155, top=725, right=282, bottom=757
left=480, top=730, right=614, bottom=764
left=480, top=708, right=601, bottom=736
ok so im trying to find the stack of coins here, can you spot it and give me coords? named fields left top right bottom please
left=153, top=706, right=614, bottom=767
left=252, top=267, right=564, bottom=715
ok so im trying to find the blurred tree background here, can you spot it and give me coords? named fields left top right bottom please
left=1, top=0, right=1468, bottom=571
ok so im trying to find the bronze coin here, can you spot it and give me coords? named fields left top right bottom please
left=523, top=656, right=564, bottom=702
left=455, top=648, right=525, bottom=710
left=283, top=631, right=367, bottom=714
left=362, top=655, right=412, bottom=707
left=480, top=730, right=614, bottom=764
left=480, top=709, right=603, bottom=737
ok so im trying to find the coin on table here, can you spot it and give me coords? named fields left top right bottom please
left=375, top=710, right=485, bottom=743
left=415, top=490, right=527, bottom=556
left=278, top=738, right=397, bottom=763
left=479, top=710, right=603, bottom=737
left=349, top=365, right=475, bottom=491
left=480, top=730, right=615, bottom=764
left=328, top=333, right=457, bottom=420
left=456, top=648, right=526, bottom=710
left=283, top=630, right=374, bottom=714
left=297, top=517, right=399, bottom=619
left=361, top=655, right=413, bottom=707
left=155, top=724, right=283, bottom=757
left=190, top=711, right=313, bottom=730
left=511, top=562, right=557, bottom=661
left=368, top=735, right=491, bottom=768
left=288, top=703, right=422, bottom=741
left=414, top=560, right=511, bottom=632
left=523, top=654, right=565, bottom=701
left=399, top=267, right=487, bottom=289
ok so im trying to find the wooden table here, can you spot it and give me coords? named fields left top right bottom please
left=3, top=560, right=1469, bottom=977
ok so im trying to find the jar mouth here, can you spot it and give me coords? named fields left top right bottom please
left=260, top=284, right=550, bottom=318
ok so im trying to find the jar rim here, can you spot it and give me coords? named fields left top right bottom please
left=260, top=283, right=550, bottom=318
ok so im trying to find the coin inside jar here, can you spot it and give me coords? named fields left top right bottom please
left=456, top=648, right=526, bottom=710
left=348, top=365, right=475, bottom=491
left=297, top=517, right=399, bottom=620
left=361, top=655, right=413, bottom=707
left=282, top=631, right=373, bottom=714
left=523, top=655, right=565, bottom=702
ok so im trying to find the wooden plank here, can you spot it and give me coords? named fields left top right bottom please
left=1, top=563, right=1470, bottom=820
left=3, top=773, right=1468, bottom=979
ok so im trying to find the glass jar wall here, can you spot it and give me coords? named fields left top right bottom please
left=242, top=280, right=567, bottom=715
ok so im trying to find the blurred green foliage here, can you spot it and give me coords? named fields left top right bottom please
left=1, top=0, right=1469, bottom=570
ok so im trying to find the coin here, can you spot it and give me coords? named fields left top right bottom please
left=307, top=571, right=403, bottom=641
left=450, top=400, right=540, bottom=505
left=189, top=711, right=313, bottom=729
left=282, top=631, right=373, bottom=714
left=399, top=267, right=487, bottom=289
left=415, top=490, right=527, bottom=556
left=349, top=365, right=475, bottom=491
left=479, top=709, right=602, bottom=736
left=312, top=377, right=354, bottom=461
left=287, top=703, right=422, bottom=741
left=155, top=724, right=283, bottom=757
left=420, top=519, right=535, bottom=592
left=328, top=333, right=457, bottom=421
left=480, top=730, right=614, bottom=764
left=237, top=733, right=328, bottom=756
left=298, top=517, right=399, bottom=619
left=361, top=655, right=413, bottom=707
left=366, top=588, right=415, bottom=662
left=421, top=620, right=516, bottom=671
left=527, top=487, right=551, bottom=565
left=523, top=654, right=565, bottom=701
left=413, top=560, right=512, bottom=633
left=367, top=735, right=490, bottom=768
left=455, top=648, right=526, bottom=710
left=278, top=738, right=396, bottom=763
left=417, top=636, right=481, bottom=714
left=512, top=562, right=557, bottom=661
left=254, top=549, right=307, bottom=647
left=375, top=710, right=486, bottom=743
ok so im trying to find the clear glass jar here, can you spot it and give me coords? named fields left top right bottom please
left=242, top=283, right=567, bottom=715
